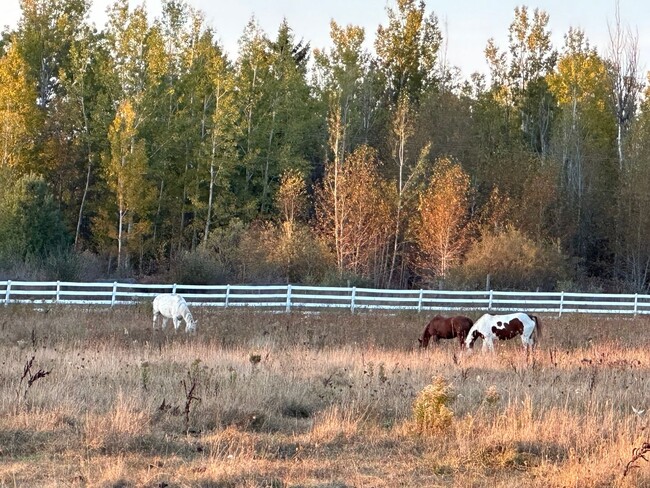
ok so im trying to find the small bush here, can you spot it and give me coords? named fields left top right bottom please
left=41, top=250, right=84, bottom=281
left=412, top=376, right=455, bottom=434
left=448, top=228, right=570, bottom=290
left=483, top=385, right=501, bottom=406
left=169, top=249, right=228, bottom=285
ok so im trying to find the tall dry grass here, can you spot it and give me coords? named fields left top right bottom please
left=0, top=305, right=649, bottom=486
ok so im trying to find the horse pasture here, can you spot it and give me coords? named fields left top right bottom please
left=0, top=305, right=649, bottom=487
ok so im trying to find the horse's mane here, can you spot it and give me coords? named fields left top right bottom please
left=180, top=303, right=194, bottom=319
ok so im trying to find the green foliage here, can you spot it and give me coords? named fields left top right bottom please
left=375, top=0, right=442, bottom=103
left=0, top=173, right=72, bottom=262
left=412, top=376, right=455, bottom=434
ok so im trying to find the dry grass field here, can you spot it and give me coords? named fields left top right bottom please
left=1, top=304, right=650, bottom=487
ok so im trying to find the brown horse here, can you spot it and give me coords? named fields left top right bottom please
left=418, top=315, right=474, bottom=348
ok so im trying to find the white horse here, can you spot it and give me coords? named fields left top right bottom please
left=464, top=312, right=541, bottom=352
left=152, top=293, right=197, bottom=333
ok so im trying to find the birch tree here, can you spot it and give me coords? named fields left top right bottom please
left=314, top=21, right=371, bottom=160
left=103, top=100, right=151, bottom=270
left=547, top=28, right=617, bottom=261
left=614, top=77, right=650, bottom=290
left=412, top=157, right=470, bottom=283
left=202, top=38, right=238, bottom=241
left=316, top=144, right=392, bottom=284
left=607, top=0, right=641, bottom=169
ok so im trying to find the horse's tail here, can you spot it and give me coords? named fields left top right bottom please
left=532, top=315, right=542, bottom=340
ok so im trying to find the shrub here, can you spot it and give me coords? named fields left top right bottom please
left=202, top=219, right=247, bottom=279
left=268, top=223, right=334, bottom=284
left=412, top=376, right=455, bottom=434
left=204, top=220, right=335, bottom=285
left=169, top=249, right=228, bottom=285
left=448, top=227, right=570, bottom=290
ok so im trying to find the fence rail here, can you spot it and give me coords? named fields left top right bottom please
left=1, top=280, right=649, bottom=316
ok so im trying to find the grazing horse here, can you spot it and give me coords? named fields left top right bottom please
left=152, top=294, right=197, bottom=333
left=464, top=312, right=541, bottom=352
left=418, top=315, right=474, bottom=348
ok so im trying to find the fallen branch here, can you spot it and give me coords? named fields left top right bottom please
left=623, top=442, right=650, bottom=477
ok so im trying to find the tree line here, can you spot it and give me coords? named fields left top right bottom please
left=0, top=0, right=648, bottom=292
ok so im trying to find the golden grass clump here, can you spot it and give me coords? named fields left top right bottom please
left=309, top=405, right=363, bottom=444
left=83, top=392, right=150, bottom=453
left=412, top=375, right=455, bottom=434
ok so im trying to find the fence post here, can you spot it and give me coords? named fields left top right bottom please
left=56, top=281, right=61, bottom=304
left=634, top=293, right=639, bottom=317
left=286, top=284, right=292, bottom=313
left=172, top=283, right=177, bottom=294
left=4, top=280, right=11, bottom=306
left=350, top=286, right=357, bottom=313
left=488, top=290, right=493, bottom=311
left=559, top=291, right=564, bottom=318
left=111, top=281, right=118, bottom=307
left=225, top=284, right=230, bottom=308
left=417, top=289, right=423, bottom=313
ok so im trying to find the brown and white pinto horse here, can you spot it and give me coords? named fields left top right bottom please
left=464, top=312, right=542, bottom=352
left=418, top=315, right=474, bottom=348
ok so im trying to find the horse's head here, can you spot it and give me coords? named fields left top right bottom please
left=465, top=329, right=482, bottom=349
left=186, top=318, right=198, bottom=333
left=419, top=320, right=434, bottom=348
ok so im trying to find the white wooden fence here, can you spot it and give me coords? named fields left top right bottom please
left=1, top=280, right=650, bottom=316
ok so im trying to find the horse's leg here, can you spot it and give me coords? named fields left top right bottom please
left=153, top=310, right=159, bottom=330
left=173, top=316, right=182, bottom=331
left=522, top=334, right=533, bottom=350
left=161, top=317, right=169, bottom=330
left=522, top=335, right=534, bottom=360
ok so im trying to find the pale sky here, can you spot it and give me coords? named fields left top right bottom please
left=3, top=0, right=650, bottom=77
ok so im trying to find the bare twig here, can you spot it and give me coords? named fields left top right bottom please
left=17, top=356, right=51, bottom=402
left=181, top=372, right=201, bottom=433
left=623, top=442, right=650, bottom=477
